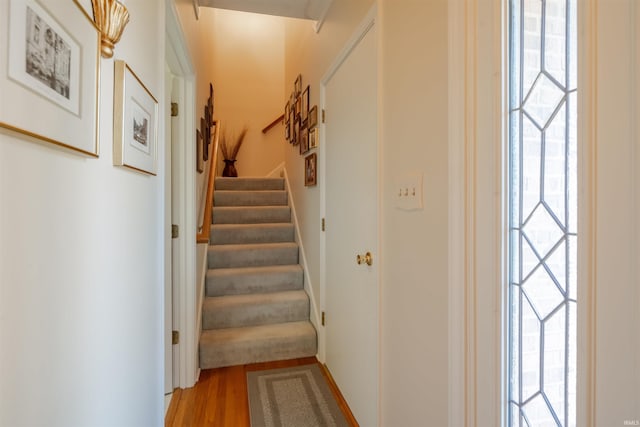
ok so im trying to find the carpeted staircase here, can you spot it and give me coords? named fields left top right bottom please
left=199, top=177, right=317, bottom=369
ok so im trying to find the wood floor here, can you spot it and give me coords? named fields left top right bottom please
left=165, top=357, right=358, bottom=426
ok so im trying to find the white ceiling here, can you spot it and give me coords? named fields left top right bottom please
left=198, top=0, right=333, bottom=20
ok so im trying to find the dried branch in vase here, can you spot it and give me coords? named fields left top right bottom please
left=220, top=127, right=248, bottom=161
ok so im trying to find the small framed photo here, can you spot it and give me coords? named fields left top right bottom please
left=207, top=83, right=214, bottom=125
left=301, top=85, right=310, bottom=124
left=196, top=129, right=204, bottom=173
left=285, top=121, right=291, bottom=142
left=295, top=96, right=302, bottom=123
left=294, top=74, right=302, bottom=96
left=0, top=0, right=100, bottom=156
left=293, top=120, right=300, bottom=146
left=308, top=105, right=318, bottom=129
left=309, top=127, right=319, bottom=149
left=201, top=117, right=209, bottom=161
left=284, top=101, right=290, bottom=124
left=114, top=61, right=159, bottom=175
left=299, top=127, right=309, bottom=155
left=305, top=153, right=317, bottom=187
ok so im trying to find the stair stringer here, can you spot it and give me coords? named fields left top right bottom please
left=282, top=168, right=322, bottom=357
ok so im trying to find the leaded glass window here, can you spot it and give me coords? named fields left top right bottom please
left=508, top=0, right=577, bottom=426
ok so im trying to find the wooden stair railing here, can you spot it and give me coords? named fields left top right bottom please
left=261, top=114, right=284, bottom=134
left=197, top=120, right=221, bottom=244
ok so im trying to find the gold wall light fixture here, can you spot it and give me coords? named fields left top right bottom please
left=91, top=0, right=130, bottom=59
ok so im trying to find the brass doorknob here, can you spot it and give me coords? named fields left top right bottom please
left=356, top=252, right=373, bottom=266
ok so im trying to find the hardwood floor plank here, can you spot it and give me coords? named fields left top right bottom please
left=164, top=388, right=182, bottom=427
left=165, top=357, right=357, bottom=427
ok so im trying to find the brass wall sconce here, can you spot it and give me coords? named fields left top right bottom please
left=91, top=0, right=130, bottom=59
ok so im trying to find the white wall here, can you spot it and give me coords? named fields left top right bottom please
left=0, top=1, right=166, bottom=425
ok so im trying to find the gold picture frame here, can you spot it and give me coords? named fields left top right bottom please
left=0, top=0, right=100, bottom=156
left=305, top=152, right=317, bottom=187
left=309, top=127, right=319, bottom=149
left=113, top=60, right=158, bottom=175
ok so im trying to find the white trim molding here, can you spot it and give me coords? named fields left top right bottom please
left=449, top=0, right=604, bottom=426
left=577, top=0, right=597, bottom=425
left=165, top=0, right=199, bottom=389
left=448, top=0, right=505, bottom=425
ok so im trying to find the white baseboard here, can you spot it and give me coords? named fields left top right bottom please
left=282, top=168, right=322, bottom=347
left=266, top=162, right=285, bottom=178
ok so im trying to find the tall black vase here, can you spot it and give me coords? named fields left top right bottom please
left=222, top=159, right=238, bottom=177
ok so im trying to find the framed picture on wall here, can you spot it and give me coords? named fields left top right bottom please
left=308, top=105, right=318, bottom=129
left=309, top=127, right=319, bottom=149
left=201, top=117, right=208, bottom=161
left=293, top=120, right=300, bottom=146
left=113, top=60, right=159, bottom=175
left=299, top=126, right=309, bottom=155
left=305, top=153, right=317, bottom=187
left=284, top=101, right=290, bottom=124
left=0, top=0, right=100, bottom=156
left=294, top=74, right=302, bottom=96
left=301, top=85, right=310, bottom=124
left=196, top=129, right=204, bottom=173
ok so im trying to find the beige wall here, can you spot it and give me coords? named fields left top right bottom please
left=175, top=4, right=286, bottom=179
left=209, top=9, right=286, bottom=177
left=173, top=1, right=217, bottom=213
left=380, top=1, right=449, bottom=425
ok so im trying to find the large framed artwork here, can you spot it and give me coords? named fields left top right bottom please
left=0, top=0, right=100, bottom=156
left=113, top=60, right=158, bottom=175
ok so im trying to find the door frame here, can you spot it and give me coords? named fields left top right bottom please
left=447, top=0, right=598, bottom=425
left=318, top=0, right=380, bottom=402
left=165, top=0, right=199, bottom=390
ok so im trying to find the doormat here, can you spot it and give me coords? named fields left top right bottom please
left=247, top=363, right=350, bottom=427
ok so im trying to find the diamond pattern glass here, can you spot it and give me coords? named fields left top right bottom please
left=508, top=0, right=577, bottom=426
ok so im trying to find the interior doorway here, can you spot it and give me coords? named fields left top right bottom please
left=321, top=7, right=379, bottom=426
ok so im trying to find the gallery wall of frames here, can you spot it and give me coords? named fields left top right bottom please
left=285, top=74, right=318, bottom=187
left=0, top=0, right=217, bottom=177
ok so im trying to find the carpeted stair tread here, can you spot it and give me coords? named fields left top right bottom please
left=199, top=321, right=317, bottom=369
left=200, top=177, right=316, bottom=369
left=208, top=242, right=299, bottom=269
left=215, top=177, right=285, bottom=191
left=210, top=223, right=295, bottom=245
left=214, top=190, right=287, bottom=207
left=202, top=290, right=309, bottom=329
left=212, top=206, right=291, bottom=224
left=206, top=265, right=303, bottom=296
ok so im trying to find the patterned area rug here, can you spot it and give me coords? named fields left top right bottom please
left=247, top=363, right=350, bottom=427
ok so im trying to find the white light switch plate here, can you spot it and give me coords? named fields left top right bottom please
left=395, top=172, right=423, bottom=210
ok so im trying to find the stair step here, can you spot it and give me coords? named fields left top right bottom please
left=210, top=223, right=295, bottom=245
left=214, top=190, right=287, bottom=207
left=208, top=242, right=298, bottom=269
left=202, top=290, right=309, bottom=329
left=215, top=177, right=285, bottom=191
left=199, top=321, right=317, bottom=369
left=212, top=206, right=291, bottom=224
left=206, top=265, right=303, bottom=297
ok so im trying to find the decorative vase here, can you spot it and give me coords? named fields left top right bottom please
left=222, top=159, right=238, bottom=177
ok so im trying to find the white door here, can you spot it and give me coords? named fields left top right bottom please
left=324, top=21, right=378, bottom=427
